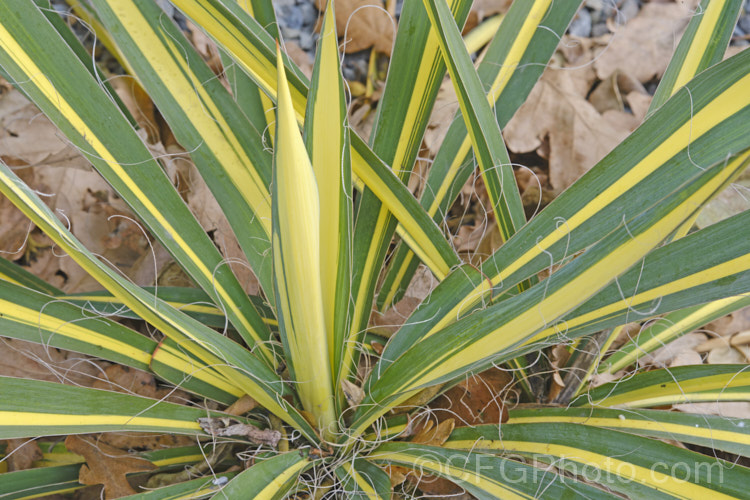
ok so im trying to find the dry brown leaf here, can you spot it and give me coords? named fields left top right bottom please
left=706, top=346, right=745, bottom=365
left=370, top=265, right=438, bottom=332
left=66, top=435, right=156, bottom=499
left=504, top=65, right=637, bottom=191
left=111, top=77, right=160, bottom=144
left=160, top=148, right=262, bottom=296
left=593, top=3, right=691, bottom=83
left=412, top=418, right=454, bottom=447
left=341, top=379, right=365, bottom=408
left=464, top=0, right=513, bottom=33
left=2, top=438, right=42, bottom=471
left=0, top=338, right=104, bottom=386
left=423, top=79, right=459, bottom=157
left=430, top=368, right=511, bottom=426
left=317, top=0, right=395, bottom=54
left=198, top=417, right=281, bottom=447
left=92, top=365, right=186, bottom=403
left=282, top=41, right=314, bottom=79
left=637, top=332, right=707, bottom=368
left=706, top=305, right=750, bottom=337
left=225, top=394, right=258, bottom=416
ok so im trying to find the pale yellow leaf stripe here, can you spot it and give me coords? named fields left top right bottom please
left=394, top=138, right=749, bottom=400
left=109, top=0, right=271, bottom=234
left=250, top=459, right=309, bottom=500
left=488, top=73, right=750, bottom=289
left=506, top=415, right=750, bottom=449
left=378, top=0, right=553, bottom=308
left=524, top=255, right=750, bottom=347
left=371, top=451, right=528, bottom=500
left=0, top=21, right=267, bottom=352
left=311, top=7, right=346, bottom=363
left=672, top=0, right=726, bottom=92
left=0, top=164, right=304, bottom=433
left=152, top=342, right=244, bottom=398
left=0, top=411, right=201, bottom=432
left=443, top=440, right=733, bottom=499
left=602, top=293, right=750, bottom=373
left=64, top=294, right=279, bottom=327
left=0, top=298, right=150, bottom=365
left=588, top=372, right=750, bottom=408
left=339, top=462, right=380, bottom=498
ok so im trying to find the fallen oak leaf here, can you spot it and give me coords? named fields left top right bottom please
left=65, top=435, right=156, bottom=499
left=2, top=438, right=42, bottom=471
left=197, top=417, right=281, bottom=447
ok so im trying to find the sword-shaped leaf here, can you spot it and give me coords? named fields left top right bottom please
left=378, top=0, right=581, bottom=309
left=601, top=293, right=750, bottom=375
left=446, top=423, right=750, bottom=498
left=0, top=0, right=275, bottom=364
left=273, top=45, right=336, bottom=435
left=0, top=376, right=253, bottom=438
left=371, top=442, right=619, bottom=499
left=507, top=407, right=750, bottom=457
left=210, top=451, right=313, bottom=500
left=0, top=160, right=317, bottom=443
left=334, top=458, right=391, bottom=500
left=422, top=0, right=526, bottom=243
left=576, top=364, right=750, bottom=408
left=303, top=2, right=352, bottom=390
left=351, top=154, right=750, bottom=438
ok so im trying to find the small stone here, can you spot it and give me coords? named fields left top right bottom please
left=298, top=2, right=318, bottom=28
left=591, top=22, right=610, bottom=37
left=299, top=31, right=316, bottom=51
left=738, top=15, right=750, bottom=35
left=615, top=0, right=640, bottom=26
left=569, top=8, right=592, bottom=38
left=279, top=4, right=304, bottom=31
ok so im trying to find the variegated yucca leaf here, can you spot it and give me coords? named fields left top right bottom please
left=353, top=48, right=750, bottom=436
left=0, top=0, right=276, bottom=365
left=446, top=423, right=750, bottom=498
left=272, top=42, right=336, bottom=434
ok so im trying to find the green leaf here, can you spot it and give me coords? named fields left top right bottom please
left=649, top=0, right=743, bottom=114
left=378, top=0, right=582, bottom=309
left=371, top=442, right=619, bottom=499
left=0, top=376, right=250, bottom=438
left=422, top=0, right=525, bottom=242
left=0, top=160, right=317, bottom=442
left=211, top=452, right=313, bottom=500
left=353, top=156, right=750, bottom=438
left=577, top=364, right=750, bottom=408
left=334, top=458, right=391, bottom=500
left=0, top=464, right=82, bottom=500
left=447, top=423, right=750, bottom=499
left=508, top=407, right=750, bottom=458
left=601, top=293, right=750, bottom=375
left=0, top=0, right=275, bottom=364
left=0, top=255, right=62, bottom=295
left=121, top=473, right=236, bottom=499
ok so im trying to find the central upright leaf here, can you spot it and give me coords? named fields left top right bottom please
left=272, top=43, right=335, bottom=436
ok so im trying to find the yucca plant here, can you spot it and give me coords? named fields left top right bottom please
left=1, top=0, right=749, bottom=497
